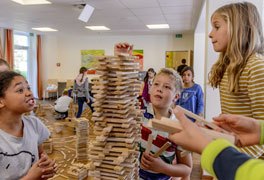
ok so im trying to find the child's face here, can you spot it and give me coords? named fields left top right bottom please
left=0, top=76, right=35, bottom=113
left=209, top=13, right=229, bottom=52
left=182, top=70, right=193, bottom=84
left=150, top=74, right=177, bottom=109
left=148, top=71, right=155, bottom=79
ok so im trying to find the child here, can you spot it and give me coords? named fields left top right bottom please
left=169, top=106, right=264, bottom=180
left=208, top=1, right=264, bottom=157
left=141, top=68, right=156, bottom=108
left=74, top=66, right=94, bottom=118
left=54, top=89, right=73, bottom=119
left=176, top=58, right=187, bottom=74
left=176, top=66, right=204, bottom=121
left=139, top=68, right=192, bottom=180
left=0, top=58, right=10, bottom=72
left=0, top=71, right=56, bottom=179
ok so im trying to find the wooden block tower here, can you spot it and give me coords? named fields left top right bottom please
left=76, top=117, right=89, bottom=162
left=88, top=54, right=142, bottom=179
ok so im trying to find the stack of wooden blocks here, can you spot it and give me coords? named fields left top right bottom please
left=88, top=54, right=142, bottom=179
left=76, top=118, right=89, bottom=162
left=67, top=102, right=77, bottom=120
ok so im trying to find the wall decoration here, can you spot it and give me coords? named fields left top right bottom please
left=81, top=50, right=105, bottom=74
left=132, top=49, right=143, bottom=70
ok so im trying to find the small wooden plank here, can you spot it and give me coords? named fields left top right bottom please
left=177, top=106, right=228, bottom=133
left=153, top=142, right=171, bottom=158
left=145, top=134, right=153, bottom=154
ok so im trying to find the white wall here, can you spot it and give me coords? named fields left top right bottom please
left=194, top=1, right=206, bottom=92
left=41, top=33, right=194, bottom=82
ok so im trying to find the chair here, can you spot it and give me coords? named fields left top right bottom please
left=66, top=79, right=74, bottom=89
left=44, top=79, right=58, bottom=100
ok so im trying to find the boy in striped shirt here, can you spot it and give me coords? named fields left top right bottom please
left=139, top=68, right=192, bottom=180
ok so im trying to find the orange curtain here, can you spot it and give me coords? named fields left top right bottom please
left=0, top=32, right=3, bottom=59
left=4, top=29, right=14, bottom=69
left=37, top=35, right=43, bottom=99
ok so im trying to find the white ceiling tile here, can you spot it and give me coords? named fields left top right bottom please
left=120, top=0, right=159, bottom=8
left=0, top=0, right=203, bottom=35
left=157, top=0, right=193, bottom=7
left=161, top=6, right=192, bottom=14
left=84, top=0, right=126, bottom=9
left=131, top=8, right=163, bottom=16
left=165, top=14, right=192, bottom=21
left=138, top=16, right=167, bottom=24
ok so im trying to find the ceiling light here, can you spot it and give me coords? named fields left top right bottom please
left=85, top=26, right=110, bottom=31
left=78, top=4, right=95, bottom=22
left=146, top=24, right=170, bottom=29
left=11, top=0, right=51, bottom=5
left=32, top=27, right=58, bottom=32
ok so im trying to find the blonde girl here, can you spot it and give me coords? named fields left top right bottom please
left=208, top=1, right=264, bottom=157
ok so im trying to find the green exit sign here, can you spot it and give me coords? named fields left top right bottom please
left=175, top=34, right=183, bottom=38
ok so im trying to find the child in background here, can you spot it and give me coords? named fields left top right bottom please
left=0, top=58, right=10, bottom=72
left=74, top=66, right=94, bottom=118
left=54, top=89, right=73, bottom=119
left=142, top=68, right=156, bottom=108
left=176, top=66, right=204, bottom=121
left=176, top=58, right=187, bottom=74
left=0, top=71, right=56, bottom=179
left=140, top=68, right=192, bottom=180
left=208, top=1, right=264, bottom=157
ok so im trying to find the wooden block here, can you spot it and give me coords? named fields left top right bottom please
left=153, top=142, right=171, bottom=158
left=149, top=117, right=235, bottom=144
left=177, top=106, right=228, bottom=133
left=145, top=134, right=153, bottom=154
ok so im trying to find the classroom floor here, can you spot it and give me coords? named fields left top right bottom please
left=37, top=99, right=206, bottom=180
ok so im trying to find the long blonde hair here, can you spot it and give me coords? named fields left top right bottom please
left=208, top=2, right=264, bottom=92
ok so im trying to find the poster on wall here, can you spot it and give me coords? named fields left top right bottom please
left=132, top=49, right=143, bottom=70
left=165, top=51, right=173, bottom=68
left=81, top=49, right=105, bottom=74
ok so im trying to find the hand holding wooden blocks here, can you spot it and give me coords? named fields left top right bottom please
left=148, top=117, right=235, bottom=144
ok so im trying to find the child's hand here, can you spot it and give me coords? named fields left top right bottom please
left=213, top=114, right=260, bottom=147
left=87, top=98, right=90, bottom=103
left=114, top=42, right=133, bottom=56
left=21, top=161, right=43, bottom=180
left=140, top=152, right=167, bottom=173
left=38, top=153, right=57, bottom=179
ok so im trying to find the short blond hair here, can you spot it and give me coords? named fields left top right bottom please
left=155, top=68, right=183, bottom=94
left=62, top=89, right=68, bottom=95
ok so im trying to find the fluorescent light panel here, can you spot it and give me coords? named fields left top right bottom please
left=11, top=0, right=51, bottom=5
left=146, top=24, right=169, bottom=29
left=32, top=27, right=58, bottom=32
left=85, top=26, right=110, bottom=30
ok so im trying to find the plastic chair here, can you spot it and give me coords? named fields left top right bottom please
left=44, top=79, right=58, bottom=100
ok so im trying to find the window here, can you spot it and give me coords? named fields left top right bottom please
left=13, top=31, right=38, bottom=98
left=13, top=32, right=30, bottom=78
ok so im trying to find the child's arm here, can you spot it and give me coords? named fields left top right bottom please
left=196, top=85, right=204, bottom=117
left=141, top=150, right=192, bottom=178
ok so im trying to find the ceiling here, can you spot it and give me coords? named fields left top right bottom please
left=0, top=0, right=204, bottom=36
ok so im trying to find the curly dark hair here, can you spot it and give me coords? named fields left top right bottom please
left=0, top=71, right=23, bottom=97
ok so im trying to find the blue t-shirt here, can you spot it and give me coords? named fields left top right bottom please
left=176, top=83, right=204, bottom=122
